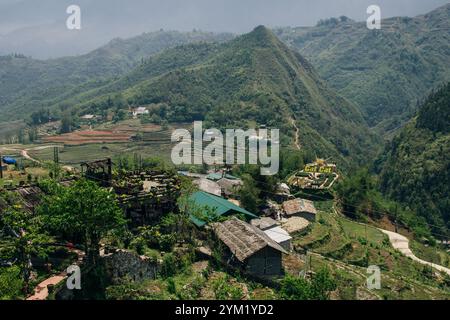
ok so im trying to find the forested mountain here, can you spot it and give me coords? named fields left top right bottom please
left=276, top=3, right=450, bottom=133
left=61, top=26, right=378, bottom=167
left=377, top=83, right=450, bottom=235
left=0, top=30, right=233, bottom=122
left=2, top=3, right=449, bottom=134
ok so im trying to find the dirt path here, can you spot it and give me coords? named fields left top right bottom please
left=27, top=249, right=85, bottom=301
left=1, top=144, right=75, bottom=172
left=289, top=118, right=301, bottom=150
left=21, top=149, right=39, bottom=163
left=380, top=229, right=450, bottom=276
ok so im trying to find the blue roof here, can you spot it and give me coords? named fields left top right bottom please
left=188, top=191, right=257, bottom=227
left=2, top=157, right=17, bottom=165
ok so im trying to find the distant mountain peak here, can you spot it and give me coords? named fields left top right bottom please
left=236, top=25, right=280, bottom=48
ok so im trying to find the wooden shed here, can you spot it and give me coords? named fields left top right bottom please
left=282, top=198, right=317, bottom=222
left=212, top=217, right=287, bottom=276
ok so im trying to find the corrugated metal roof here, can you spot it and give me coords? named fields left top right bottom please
left=264, top=226, right=292, bottom=244
left=206, top=172, right=238, bottom=181
left=188, top=191, right=257, bottom=227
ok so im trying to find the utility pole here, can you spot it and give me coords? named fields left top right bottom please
left=53, top=147, right=59, bottom=164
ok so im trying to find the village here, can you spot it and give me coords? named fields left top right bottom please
left=2, top=147, right=449, bottom=301
left=0, top=149, right=338, bottom=299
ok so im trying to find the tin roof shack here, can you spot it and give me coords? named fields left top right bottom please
left=264, top=227, right=292, bottom=251
left=212, top=217, right=287, bottom=276
left=206, top=172, right=239, bottom=182
left=282, top=198, right=317, bottom=222
left=188, top=191, right=257, bottom=227
left=251, top=218, right=292, bottom=251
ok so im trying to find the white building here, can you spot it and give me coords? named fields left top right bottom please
left=132, top=107, right=149, bottom=117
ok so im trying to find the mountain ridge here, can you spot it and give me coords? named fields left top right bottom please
left=377, top=82, right=450, bottom=234
left=276, top=3, right=450, bottom=133
left=65, top=26, right=378, bottom=168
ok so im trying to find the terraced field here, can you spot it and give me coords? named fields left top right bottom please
left=291, top=208, right=450, bottom=300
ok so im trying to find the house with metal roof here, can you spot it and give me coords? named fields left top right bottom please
left=188, top=191, right=257, bottom=227
left=264, top=226, right=292, bottom=251
left=206, top=172, right=239, bottom=182
left=212, top=217, right=287, bottom=276
left=251, top=217, right=292, bottom=251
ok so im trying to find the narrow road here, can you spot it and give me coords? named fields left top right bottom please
left=27, top=249, right=85, bottom=301
left=380, top=229, right=450, bottom=276
left=21, top=149, right=39, bottom=163
left=289, top=118, right=301, bottom=150
left=1, top=144, right=75, bottom=172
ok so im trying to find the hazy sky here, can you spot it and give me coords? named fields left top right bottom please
left=0, top=0, right=448, bottom=58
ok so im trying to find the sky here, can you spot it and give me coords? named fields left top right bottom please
left=0, top=0, right=448, bottom=58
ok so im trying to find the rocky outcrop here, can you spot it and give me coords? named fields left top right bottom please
left=102, top=249, right=159, bottom=284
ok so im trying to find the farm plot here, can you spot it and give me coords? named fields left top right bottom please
left=42, top=130, right=132, bottom=145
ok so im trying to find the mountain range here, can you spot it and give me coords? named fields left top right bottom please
left=276, top=3, right=450, bottom=133
left=55, top=26, right=380, bottom=167
left=0, top=4, right=449, bottom=171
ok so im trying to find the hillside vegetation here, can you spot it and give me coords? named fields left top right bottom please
left=276, top=4, right=450, bottom=133
left=0, top=30, right=233, bottom=122
left=57, top=26, right=379, bottom=167
left=377, top=83, right=450, bottom=236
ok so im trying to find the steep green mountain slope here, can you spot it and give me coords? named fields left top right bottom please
left=377, top=83, right=450, bottom=235
left=276, top=4, right=450, bottom=132
left=0, top=30, right=233, bottom=122
left=65, top=26, right=379, bottom=167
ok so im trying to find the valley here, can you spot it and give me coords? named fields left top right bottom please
left=0, top=3, right=449, bottom=302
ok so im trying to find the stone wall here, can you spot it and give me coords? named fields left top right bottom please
left=102, top=249, right=159, bottom=284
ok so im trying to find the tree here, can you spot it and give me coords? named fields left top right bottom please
left=0, top=208, right=52, bottom=294
left=113, top=109, right=127, bottom=123
left=38, top=179, right=126, bottom=264
left=60, top=113, right=73, bottom=133
left=0, top=266, right=23, bottom=299
left=238, top=174, right=260, bottom=213
left=279, top=268, right=336, bottom=300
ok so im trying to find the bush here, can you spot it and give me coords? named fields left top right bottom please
left=161, top=253, right=177, bottom=278
left=279, top=268, right=336, bottom=300
left=166, top=278, right=177, bottom=295
left=0, top=267, right=23, bottom=300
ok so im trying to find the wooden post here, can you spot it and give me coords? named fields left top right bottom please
left=107, top=158, right=112, bottom=184
left=0, top=153, right=3, bottom=179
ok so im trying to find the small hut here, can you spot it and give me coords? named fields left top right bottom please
left=282, top=198, right=317, bottom=222
left=212, top=217, right=287, bottom=276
